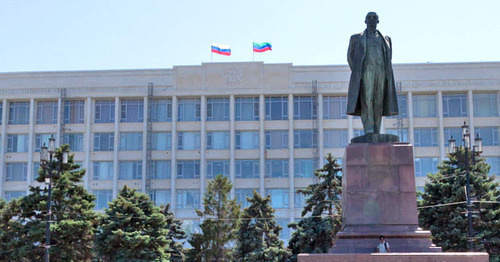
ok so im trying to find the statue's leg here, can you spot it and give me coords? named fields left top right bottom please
left=373, top=67, right=385, bottom=134
left=360, top=69, right=375, bottom=134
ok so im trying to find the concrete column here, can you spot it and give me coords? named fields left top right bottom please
left=26, top=99, right=35, bottom=191
left=288, top=94, right=295, bottom=219
left=0, top=99, right=7, bottom=196
left=84, top=97, right=92, bottom=190
left=200, top=96, right=206, bottom=197
left=112, top=97, right=120, bottom=198
left=229, top=95, right=236, bottom=197
left=468, top=90, right=475, bottom=137
left=318, top=93, right=324, bottom=167
left=408, top=92, right=415, bottom=145
left=259, top=95, right=265, bottom=196
left=56, top=97, right=62, bottom=147
left=437, top=91, right=445, bottom=160
left=171, top=96, right=178, bottom=214
left=141, top=96, right=148, bottom=193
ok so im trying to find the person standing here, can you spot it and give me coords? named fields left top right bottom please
left=377, top=235, right=391, bottom=253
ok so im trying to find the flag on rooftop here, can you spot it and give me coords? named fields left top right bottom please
left=253, top=42, right=272, bottom=52
left=211, top=44, right=231, bottom=56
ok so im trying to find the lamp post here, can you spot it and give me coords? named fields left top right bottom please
left=40, top=135, right=68, bottom=262
left=448, top=121, right=482, bottom=252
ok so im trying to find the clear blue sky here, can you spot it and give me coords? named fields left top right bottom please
left=1, top=0, right=499, bottom=72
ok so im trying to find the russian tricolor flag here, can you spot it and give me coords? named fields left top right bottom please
left=211, top=44, right=231, bottom=56
left=253, top=42, right=272, bottom=52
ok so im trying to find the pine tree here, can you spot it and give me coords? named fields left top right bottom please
left=95, top=185, right=171, bottom=261
left=187, top=174, right=241, bottom=262
left=162, top=203, right=186, bottom=261
left=0, top=145, right=98, bottom=261
left=288, top=153, right=342, bottom=261
left=232, top=190, right=290, bottom=261
left=419, top=147, right=499, bottom=261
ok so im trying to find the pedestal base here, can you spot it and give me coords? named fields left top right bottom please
left=298, top=252, right=489, bottom=262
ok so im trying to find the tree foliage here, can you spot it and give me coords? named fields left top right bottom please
left=0, top=145, right=98, bottom=261
left=187, top=174, right=241, bottom=262
left=162, top=203, right=186, bottom=261
left=418, top=147, right=500, bottom=261
left=95, top=185, right=171, bottom=261
left=288, top=153, right=342, bottom=261
left=232, top=190, right=290, bottom=261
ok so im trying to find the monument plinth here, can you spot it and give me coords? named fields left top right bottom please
left=330, top=142, right=441, bottom=253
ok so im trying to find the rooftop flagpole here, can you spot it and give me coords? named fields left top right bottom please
left=211, top=44, right=213, bottom=63
left=252, top=42, right=255, bottom=62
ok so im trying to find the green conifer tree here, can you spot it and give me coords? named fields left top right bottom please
left=187, top=174, right=241, bottom=262
left=232, top=190, right=290, bottom=261
left=95, top=185, right=171, bottom=261
left=419, top=147, right=499, bottom=261
left=162, top=203, right=186, bottom=261
left=288, top=153, right=342, bottom=261
left=0, top=145, right=98, bottom=261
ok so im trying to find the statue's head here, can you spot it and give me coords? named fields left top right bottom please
left=365, top=12, right=379, bottom=28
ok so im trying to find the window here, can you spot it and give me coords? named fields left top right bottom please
left=414, top=157, right=438, bottom=177
left=206, top=160, right=229, bottom=179
left=177, top=160, right=200, bottom=179
left=235, top=97, right=259, bottom=121
left=277, top=219, right=291, bottom=240
left=294, top=188, right=307, bottom=208
left=178, top=98, right=201, bottom=121
left=413, top=94, right=437, bottom=118
left=294, top=96, right=317, bottom=120
left=235, top=188, right=256, bottom=208
left=385, top=128, right=409, bottom=142
left=206, top=132, right=229, bottom=150
left=323, top=96, right=347, bottom=119
left=4, top=191, right=26, bottom=201
left=93, top=161, right=113, bottom=180
left=266, top=188, right=289, bottom=208
left=64, top=100, right=85, bottom=124
left=353, top=129, right=365, bottom=137
left=5, top=162, right=28, bottom=181
left=120, top=132, right=143, bottom=151
left=152, top=160, right=171, bottom=179
left=265, top=96, right=288, bottom=120
left=442, top=94, right=467, bottom=117
left=33, top=162, right=40, bottom=181
left=151, top=132, right=172, bottom=150
left=414, top=128, right=438, bottom=147
left=150, top=99, right=172, bottom=122
left=324, top=129, right=348, bottom=148
left=176, top=190, right=200, bottom=209
left=94, top=133, right=114, bottom=151
left=177, top=132, right=201, bottom=150
left=294, top=159, right=314, bottom=178
left=444, top=127, right=463, bottom=147
left=152, top=190, right=171, bottom=206
left=120, top=99, right=144, bottom=123
left=95, top=100, right=115, bottom=123
left=388, top=95, right=408, bottom=118
left=7, top=134, right=29, bottom=153
left=235, top=160, right=259, bottom=178
left=119, top=161, right=142, bottom=180
left=63, top=133, right=84, bottom=152
left=265, top=130, right=288, bottom=149
left=235, top=131, right=259, bottom=149
left=475, top=127, right=499, bottom=146
left=485, top=157, right=500, bottom=176
left=9, top=101, right=30, bottom=124
left=34, top=133, right=54, bottom=152
left=94, top=190, right=113, bottom=210
left=294, top=130, right=317, bottom=149
left=207, top=97, right=230, bottom=121
left=36, top=101, right=58, bottom=124
left=265, top=159, right=289, bottom=178
left=473, top=93, right=498, bottom=117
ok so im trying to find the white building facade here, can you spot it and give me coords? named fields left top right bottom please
left=1, top=62, right=499, bottom=241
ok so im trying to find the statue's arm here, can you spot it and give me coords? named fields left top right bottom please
left=347, top=35, right=356, bottom=70
left=387, top=36, right=392, bottom=59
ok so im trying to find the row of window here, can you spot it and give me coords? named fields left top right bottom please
left=1, top=92, right=497, bottom=125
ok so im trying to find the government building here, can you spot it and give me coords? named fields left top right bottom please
left=0, top=62, right=499, bottom=242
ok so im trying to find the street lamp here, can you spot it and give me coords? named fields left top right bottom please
left=448, top=121, right=482, bottom=252
left=40, top=135, right=68, bottom=262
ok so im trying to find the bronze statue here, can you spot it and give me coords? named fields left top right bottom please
left=347, top=12, right=398, bottom=135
